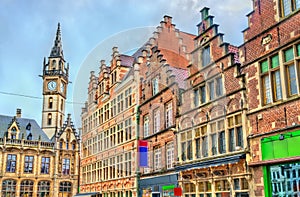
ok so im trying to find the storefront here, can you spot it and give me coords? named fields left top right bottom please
left=140, top=173, right=178, bottom=197
left=261, top=130, right=300, bottom=196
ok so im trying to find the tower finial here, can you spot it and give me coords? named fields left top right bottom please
left=50, top=22, right=64, bottom=58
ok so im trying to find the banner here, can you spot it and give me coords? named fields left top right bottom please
left=138, top=140, right=148, bottom=167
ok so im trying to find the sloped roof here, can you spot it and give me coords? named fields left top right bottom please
left=0, top=115, right=50, bottom=142
left=169, top=67, right=188, bottom=89
left=119, top=54, right=134, bottom=67
left=159, top=48, right=189, bottom=69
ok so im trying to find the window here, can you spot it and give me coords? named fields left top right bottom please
left=280, top=0, right=300, bottom=17
left=48, top=97, right=53, bottom=108
left=260, top=54, right=282, bottom=104
left=209, top=81, right=214, bottom=100
left=181, top=131, right=193, bottom=161
left=61, top=99, right=63, bottom=111
left=6, top=154, right=16, bottom=173
left=228, top=114, right=244, bottom=152
left=125, top=87, right=132, bottom=108
left=125, top=118, right=132, bottom=141
left=117, top=94, right=123, bottom=113
left=202, top=45, right=211, bottom=66
left=20, top=180, right=34, bottom=197
left=143, top=115, right=149, bottom=137
left=41, top=157, right=50, bottom=174
left=125, top=152, right=131, bottom=176
left=62, top=158, right=70, bottom=175
left=2, top=180, right=17, bottom=196
left=47, top=113, right=52, bottom=125
left=153, top=108, right=160, bottom=133
left=165, top=101, right=173, bottom=128
left=59, top=182, right=72, bottom=195
left=194, top=85, right=206, bottom=106
left=37, top=181, right=50, bottom=197
left=284, top=47, right=298, bottom=96
left=166, top=142, right=174, bottom=169
left=152, top=77, right=159, bottom=95
left=154, top=148, right=161, bottom=171
left=110, top=99, right=116, bottom=117
left=24, top=156, right=34, bottom=173
left=216, top=77, right=223, bottom=97
left=10, top=127, right=17, bottom=139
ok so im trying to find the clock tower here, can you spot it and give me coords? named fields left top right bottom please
left=41, top=23, right=69, bottom=139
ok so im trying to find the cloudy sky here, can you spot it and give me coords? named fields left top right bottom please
left=0, top=0, right=253, bottom=127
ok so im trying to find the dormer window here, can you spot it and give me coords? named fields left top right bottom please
left=27, top=133, right=32, bottom=140
left=26, top=123, right=31, bottom=131
left=11, top=127, right=17, bottom=139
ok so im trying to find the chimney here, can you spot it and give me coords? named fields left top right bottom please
left=16, top=108, right=22, bottom=118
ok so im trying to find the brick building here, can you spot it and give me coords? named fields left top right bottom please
left=0, top=24, right=80, bottom=197
left=240, top=0, right=300, bottom=196
left=137, top=16, right=195, bottom=197
left=176, top=8, right=250, bottom=197
left=81, top=47, right=140, bottom=197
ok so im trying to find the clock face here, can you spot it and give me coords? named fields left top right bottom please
left=60, top=83, right=64, bottom=92
left=47, top=81, right=57, bottom=91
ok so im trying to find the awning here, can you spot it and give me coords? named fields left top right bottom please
left=175, top=153, right=246, bottom=172
left=73, top=192, right=99, bottom=197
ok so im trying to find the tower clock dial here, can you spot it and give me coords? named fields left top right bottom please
left=47, top=81, right=57, bottom=91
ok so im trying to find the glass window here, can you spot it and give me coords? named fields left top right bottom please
left=2, top=179, right=17, bottom=197
left=209, top=81, right=214, bottom=100
left=153, top=109, right=160, bottom=133
left=24, top=156, right=34, bottom=173
left=152, top=77, right=159, bottom=95
left=202, top=45, right=211, bottom=66
left=59, top=182, right=72, bottom=195
left=20, top=180, right=34, bottom=197
left=37, top=181, right=50, bottom=197
left=41, top=157, right=50, bottom=174
left=165, top=101, right=173, bottom=128
left=287, top=64, right=298, bottom=95
left=143, top=115, right=149, bottom=137
left=154, top=148, right=161, bottom=171
left=166, top=142, right=174, bottom=169
left=62, top=158, right=70, bottom=175
left=6, top=154, right=16, bottom=173
left=216, top=77, right=223, bottom=97
left=280, top=0, right=300, bottom=17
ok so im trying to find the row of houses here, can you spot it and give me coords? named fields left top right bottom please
left=81, top=1, right=300, bottom=197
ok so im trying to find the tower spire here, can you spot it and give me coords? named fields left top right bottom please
left=50, top=22, right=64, bottom=58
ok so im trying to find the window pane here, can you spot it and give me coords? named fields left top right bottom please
left=271, top=55, right=279, bottom=68
left=296, top=0, right=300, bottom=9
left=219, top=131, right=226, bottom=154
left=211, top=134, right=217, bottom=155
left=284, top=47, right=294, bottom=62
left=260, top=60, right=268, bottom=73
left=216, top=77, right=223, bottom=96
left=287, top=64, right=298, bottom=95
left=209, top=81, right=214, bottom=100
left=282, top=0, right=292, bottom=16
left=237, top=126, right=243, bottom=148
left=202, top=137, right=208, bottom=157
left=194, top=89, right=199, bottom=106
left=297, top=44, right=300, bottom=56
left=229, top=129, right=235, bottom=152
left=200, top=86, right=206, bottom=103
left=272, top=70, right=282, bottom=100
left=262, top=75, right=272, bottom=104
left=202, top=45, right=210, bottom=66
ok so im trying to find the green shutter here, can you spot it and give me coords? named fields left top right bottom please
left=271, top=55, right=279, bottom=68
left=162, top=185, right=175, bottom=190
left=260, top=60, right=269, bottom=73
left=297, top=44, right=300, bottom=56
left=284, top=48, right=294, bottom=62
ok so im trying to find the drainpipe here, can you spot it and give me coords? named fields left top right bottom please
left=136, top=105, right=141, bottom=197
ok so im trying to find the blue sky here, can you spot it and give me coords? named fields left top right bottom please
left=0, top=0, right=253, bottom=127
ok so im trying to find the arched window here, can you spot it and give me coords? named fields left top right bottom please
left=59, top=181, right=72, bottom=197
left=72, top=142, right=76, bottom=150
left=2, top=179, right=16, bottom=196
left=47, top=113, right=52, bottom=125
left=20, top=180, right=34, bottom=197
left=48, top=97, right=53, bottom=109
left=59, top=140, right=63, bottom=149
left=37, top=181, right=51, bottom=197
